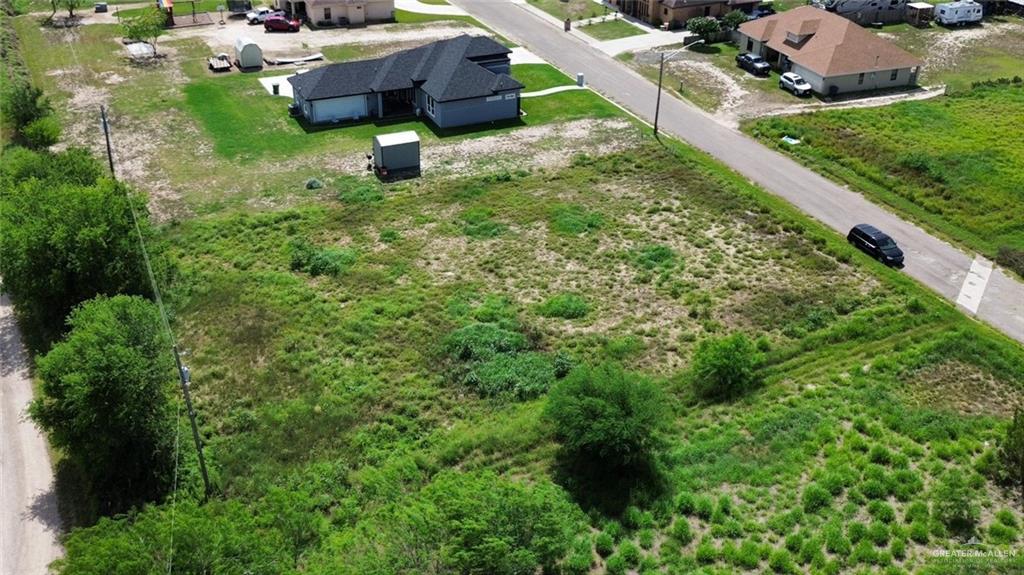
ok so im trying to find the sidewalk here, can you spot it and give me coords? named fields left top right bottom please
left=522, top=85, right=586, bottom=97
left=512, top=0, right=693, bottom=56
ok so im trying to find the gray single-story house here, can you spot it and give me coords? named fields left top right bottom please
left=288, top=35, right=523, bottom=129
left=737, top=6, right=923, bottom=96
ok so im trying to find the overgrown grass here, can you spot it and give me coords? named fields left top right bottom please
left=744, top=84, right=1024, bottom=270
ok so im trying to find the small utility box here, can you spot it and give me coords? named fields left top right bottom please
left=372, top=131, right=420, bottom=180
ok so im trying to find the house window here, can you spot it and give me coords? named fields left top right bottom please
left=324, top=7, right=331, bottom=19
left=703, top=6, right=711, bottom=15
left=858, top=73, right=865, bottom=85
left=663, top=7, right=667, bottom=14
left=746, top=39, right=753, bottom=51
left=426, top=94, right=435, bottom=116
left=890, top=69, right=898, bottom=81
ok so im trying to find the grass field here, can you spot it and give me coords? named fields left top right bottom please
left=512, top=63, right=575, bottom=91
left=744, top=84, right=1024, bottom=273
left=526, top=0, right=597, bottom=21
left=11, top=11, right=1024, bottom=574
left=580, top=19, right=646, bottom=41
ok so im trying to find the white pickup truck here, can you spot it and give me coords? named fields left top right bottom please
left=246, top=7, right=284, bottom=24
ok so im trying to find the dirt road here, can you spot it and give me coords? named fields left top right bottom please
left=1, top=292, right=63, bottom=575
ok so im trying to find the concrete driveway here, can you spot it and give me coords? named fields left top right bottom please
left=451, top=0, right=1024, bottom=345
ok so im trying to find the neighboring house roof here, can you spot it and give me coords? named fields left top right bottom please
left=288, top=35, right=522, bottom=102
left=738, top=6, right=922, bottom=76
left=660, top=0, right=758, bottom=8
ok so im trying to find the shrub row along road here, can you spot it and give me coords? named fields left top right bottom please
left=453, top=0, right=1024, bottom=345
left=1, top=292, right=63, bottom=575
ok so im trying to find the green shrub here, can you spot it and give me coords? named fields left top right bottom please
left=908, top=521, right=929, bottom=544
left=550, top=204, right=603, bottom=235
left=802, top=483, right=831, bottom=513
left=289, top=238, right=356, bottom=277
left=632, top=244, right=677, bottom=270
left=824, top=523, right=851, bottom=557
left=595, top=532, right=615, bottom=557
left=860, top=479, right=888, bottom=499
left=848, top=522, right=867, bottom=543
left=798, top=537, right=822, bottom=565
left=461, top=207, right=506, bottom=239
left=338, top=181, right=383, bottom=203
left=819, top=472, right=847, bottom=496
left=710, top=519, right=743, bottom=539
left=768, top=548, right=796, bottom=574
left=537, top=293, right=589, bottom=319
left=563, top=550, right=592, bottom=575
left=691, top=333, right=761, bottom=400
left=892, top=469, right=923, bottom=502
left=2, top=79, right=52, bottom=135
left=988, top=522, right=1018, bottom=544
left=695, top=538, right=717, bottom=564
left=932, top=470, right=979, bottom=532
left=867, top=521, right=889, bottom=546
left=784, top=532, right=803, bottom=553
left=868, top=501, right=896, bottom=523
left=890, top=537, right=906, bottom=560
left=605, top=553, right=626, bottom=575
left=638, top=528, right=654, bottom=549
left=850, top=539, right=878, bottom=565
left=545, top=363, right=667, bottom=468
left=378, top=229, right=400, bottom=243
left=694, top=495, right=715, bottom=520
left=904, top=501, right=929, bottom=524
left=869, top=445, right=893, bottom=465
left=676, top=491, right=696, bottom=514
left=444, top=323, right=528, bottom=361
left=618, top=540, right=641, bottom=567
left=22, top=115, right=60, bottom=149
left=464, top=352, right=555, bottom=400
left=734, top=539, right=762, bottom=569
left=671, top=518, right=693, bottom=545
left=996, top=509, right=1018, bottom=528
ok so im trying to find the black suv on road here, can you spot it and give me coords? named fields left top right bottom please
left=736, top=53, right=771, bottom=76
left=847, top=224, right=905, bottom=267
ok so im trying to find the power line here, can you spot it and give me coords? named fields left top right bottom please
left=99, top=104, right=213, bottom=501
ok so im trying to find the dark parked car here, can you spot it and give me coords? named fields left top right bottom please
left=264, top=14, right=300, bottom=31
left=847, top=224, right=904, bottom=267
left=736, top=52, right=771, bottom=76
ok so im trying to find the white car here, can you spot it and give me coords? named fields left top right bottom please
left=246, top=7, right=282, bottom=24
left=779, top=72, right=812, bottom=97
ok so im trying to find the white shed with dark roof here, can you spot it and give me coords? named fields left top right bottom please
left=288, top=35, right=523, bottom=129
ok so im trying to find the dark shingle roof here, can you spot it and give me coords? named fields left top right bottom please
left=288, top=35, right=523, bottom=103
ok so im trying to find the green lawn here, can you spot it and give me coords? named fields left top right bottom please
left=744, top=84, right=1024, bottom=274
left=526, top=0, right=598, bottom=21
left=579, top=18, right=646, bottom=41
left=511, top=63, right=574, bottom=91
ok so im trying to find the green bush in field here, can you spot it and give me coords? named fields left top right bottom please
left=824, top=522, right=851, bottom=556
left=460, top=207, right=506, bottom=239
left=464, top=351, right=556, bottom=400
left=618, top=540, right=641, bottom=567
left=768, top=548, right=796, bottom=573
left=695, top=538, right=717, bottom=564
left=905, top=501, right=929, bottom=524
left=908, top=521, right=929, bottom=544
left=444, top=323, right=528, bottom=361
left=997, top=408, right=1024, bottom=507
left=802, top=483, right=831, bottom=513
left=988, top=521, right=1018, bottom=544
left=549, top=203, right=603, bottom=235
left=22, top=115, right=60, bottom=148
left=867, top=521, right=890, bottom=546
left=545, top=363, right=667, bottom=469
left=691, top=333, right=761, bottom=400
left=932, top=470, right=979, bottom=533
left=868, top=501, right=896, bottom=523
left=595, top=532, right=615, bottom=557
left=632, top=244, right=677, bottom=270
left=995, top=509, right=1018, bottom=528
left=671, top=518, right=693, bottom=544
left=338, top=181, right=383, bottom=203
left=676, top=491, right=696, bottom=515
left=694, top=495, right=715, bottom=520
left=734, top=539, right=762, bottom=569
left=289, top=238, right=356, bottom=277
left=604, top=554, right=626, bottom=574
left=637, top=528, right=654, bottom=549
left=537, top=293, right=589, bottom=319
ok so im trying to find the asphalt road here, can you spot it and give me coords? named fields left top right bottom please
left=1, top=292, right=63, bottom=575
left=453, top=0, right=1024, bottom=344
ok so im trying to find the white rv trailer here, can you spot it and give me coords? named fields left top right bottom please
left=934, top=0, right=983, bottom=24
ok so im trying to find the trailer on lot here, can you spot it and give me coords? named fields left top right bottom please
left=905, top=1, right=934, bottom=25
left=935, top=0, right=983, bottom=24
left=372, top=131, right=420, bottom=180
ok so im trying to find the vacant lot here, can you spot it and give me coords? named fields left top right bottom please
left=745, top=84, right=1024, bottom=273
left=11, top=10, right=1024, bottom=574
left=580, top=18, right=645, bottom=41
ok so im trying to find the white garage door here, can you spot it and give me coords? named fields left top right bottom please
left=314, top=95, right=368, bottom=122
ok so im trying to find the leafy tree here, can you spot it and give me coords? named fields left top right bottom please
left=30, top=295, right=177, bottom=512
left=61, top=0, right=84, bottom=17
left=0, top=169, right=158, bottom=347
left=545, top=363, right=668, bottom=469
left=22, top=115, right=61, bottom=148
left=722, top=9, right=748, bottom=30
left=686, top=16, right=721, bottom=43
left=998, top=407, right=1024, bottom=511
left=931, top=470, right=979, bottom=534
left=121, top=7, right=167, bottom=54
left=691, top=333, right=761, bottom=400
left=0, top=146, right=102, bottom=187
left=306, top=471, right=585, bottom=574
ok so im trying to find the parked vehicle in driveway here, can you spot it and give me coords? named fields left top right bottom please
left=847, top=224, right=905, bottom=267
left=779, top=72, right=812, bottom=96
left=736, top=53, right=771, bottom=76
left=264, top=14, right=300, bottom=31
left=246, top=7, right=282, bottom=23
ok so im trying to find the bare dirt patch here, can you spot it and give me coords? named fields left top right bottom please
left=906, top=360, right=1022, bottom=417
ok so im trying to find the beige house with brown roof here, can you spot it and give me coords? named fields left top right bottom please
left=611, top=0, right=760, bottom=29
left=276, top=0, right=393, bottom=26
left=737, top=6, right=923, bottom=95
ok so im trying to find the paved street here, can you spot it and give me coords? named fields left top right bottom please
left=1, top=293, right=63, bottom=575
left=454, top=0, right=1024, bottom=345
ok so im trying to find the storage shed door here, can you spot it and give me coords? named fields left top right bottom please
left=315, top=96, right=367, bottom=122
